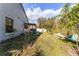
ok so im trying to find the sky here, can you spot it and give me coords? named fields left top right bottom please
left=22, top=3, right=75, bottom=24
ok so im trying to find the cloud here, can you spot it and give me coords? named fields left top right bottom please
left=26, top=7, right=62, bottom=23
left=70, top=3, right=77, bottom=8
left=41, top=8, right=62, bottom=18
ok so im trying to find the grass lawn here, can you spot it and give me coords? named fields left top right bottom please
left=0, top=32, right=79, bottom=56
left=33, top=32, right=79, bottom=56
left=0, top=33, right=41, bottom=56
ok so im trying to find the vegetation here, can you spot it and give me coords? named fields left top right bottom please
left=0, top=3, right=79, bottom=56
left=0, top=32, right=78, bottom=56
left=37, top=18, right=54, bottom=32
left=0, top=33, right=41, bottom=56
left=37, top=3, right=79, bottom=34
left=33, top=32, right=78, bottom=56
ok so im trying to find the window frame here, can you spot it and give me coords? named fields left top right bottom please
left=5, top=17, right=14, bottom=33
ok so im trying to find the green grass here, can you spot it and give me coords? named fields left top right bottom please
left=0, top=33, right=41, bottom=56
left=0, top=32, right=78, bottom=56
left=33, top=32, right=78, bottom=56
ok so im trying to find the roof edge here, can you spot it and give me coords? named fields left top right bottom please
left=20, top=3, right=29, bottom=23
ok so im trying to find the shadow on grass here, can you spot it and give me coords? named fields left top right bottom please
left=0, top=32, right=42, bottom=56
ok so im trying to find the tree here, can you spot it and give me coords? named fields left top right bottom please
left=37, top=17, right=47, bottom=28
left=67, top=4, right=79, bottom=33
left=59, top=3, right=79, bottom=34
left=60, top=3, right=70, bottom=26
left=37, top=17, right=54, bottom=32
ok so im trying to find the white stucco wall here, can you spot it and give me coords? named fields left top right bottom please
left=0, top=14, right=6, bottom=42
left=0, top=3, right=28, bottom=42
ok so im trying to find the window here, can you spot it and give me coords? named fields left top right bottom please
left=24, top=23, right=28, bottom=29
left=5, top=17, right=14, bottom=33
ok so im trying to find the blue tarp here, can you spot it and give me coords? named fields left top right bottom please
left=67, top=34, right=78, bottom=41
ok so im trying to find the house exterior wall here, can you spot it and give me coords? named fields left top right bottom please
left=0, top=3, right=28, bottom=42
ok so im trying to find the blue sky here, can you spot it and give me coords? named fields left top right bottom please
left=23, top=3, right=65, bottom=10
left=22, top=3, right=75, bottom=24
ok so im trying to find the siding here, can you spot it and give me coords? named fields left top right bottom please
left=0, top=3, right=28, bottom=42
